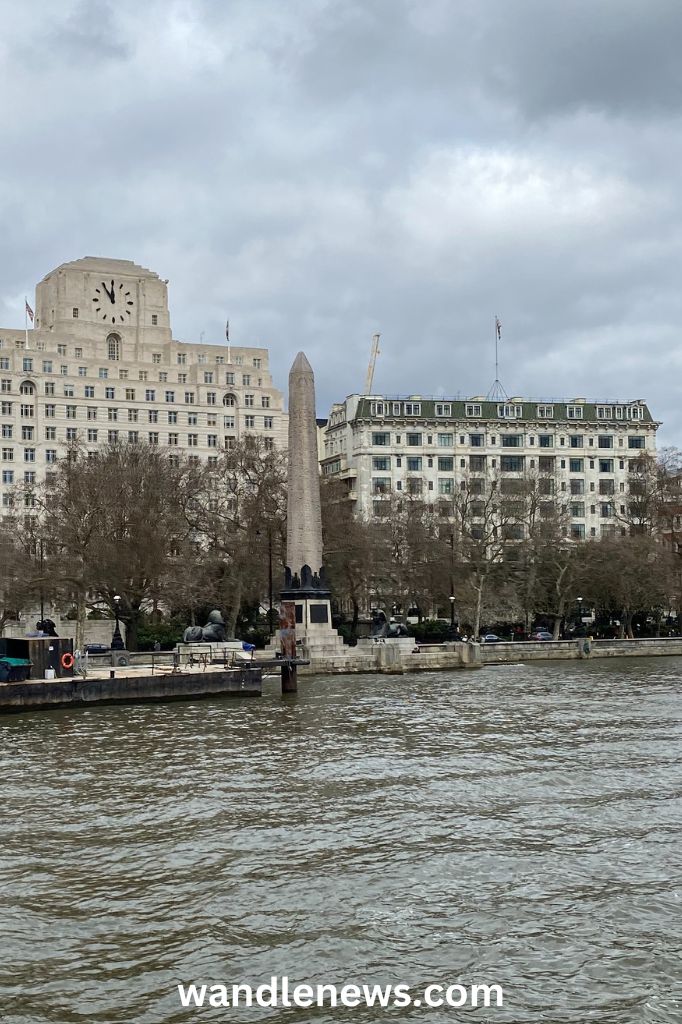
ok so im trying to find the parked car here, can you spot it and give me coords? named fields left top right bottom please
left=84, top=643, right=110, bottom=655
left=480, top=633, right=502, bottom=643
left=529, top=630, right=553, bottom=641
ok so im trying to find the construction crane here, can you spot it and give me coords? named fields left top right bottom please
left=363, top=333, right=381, bottom=394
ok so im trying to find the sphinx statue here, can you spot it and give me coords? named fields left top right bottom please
left=183, top=609, right=227, bottom=644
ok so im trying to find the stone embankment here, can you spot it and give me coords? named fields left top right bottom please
left=480, top=637, right=682, bottom=664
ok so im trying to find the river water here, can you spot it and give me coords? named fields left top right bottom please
left=1, top=658, right=680, bottom=1023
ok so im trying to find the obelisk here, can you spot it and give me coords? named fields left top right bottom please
left=284, top=352, right=325, bottom=590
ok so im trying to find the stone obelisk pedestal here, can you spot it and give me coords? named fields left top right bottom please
left=278, top=352, right=347, bottom=667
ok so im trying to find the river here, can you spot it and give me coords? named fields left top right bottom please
left=1, top=657, right=680, bottom=1023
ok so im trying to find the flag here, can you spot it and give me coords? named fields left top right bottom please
left=25, top=299, right=34, bottom=323
left=225, top=320, right=229, bottom=342
left=495, top=316, right=501, bottom=340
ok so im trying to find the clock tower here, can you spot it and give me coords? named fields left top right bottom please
left=34, top=257, right=172, bottom=347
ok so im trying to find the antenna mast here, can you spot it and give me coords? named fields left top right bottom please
left=486, top=315, right=508, bottom=401
left=363, top=333, right=381, bottom=394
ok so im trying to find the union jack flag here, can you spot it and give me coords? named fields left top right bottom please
left=25, top=299, right=34, bottom=323
left=495, top=316, right=502, bottom=340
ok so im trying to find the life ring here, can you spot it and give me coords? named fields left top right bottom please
left=60, top=652, right=75, bottom=670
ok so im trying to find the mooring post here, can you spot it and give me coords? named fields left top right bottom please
left=279, top=600, right=297, bottom=695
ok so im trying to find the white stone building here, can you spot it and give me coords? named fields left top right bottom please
left=0, top=257, right=286, bottom=509
left=320, top=394, right=658, bottom=538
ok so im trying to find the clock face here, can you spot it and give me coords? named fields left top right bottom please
left=92, top=279, right=135, bottom=323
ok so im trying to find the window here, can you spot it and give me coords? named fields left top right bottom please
left=107, top=334, right=121, bottom=361
left=469, top=454, right=486, bottom=471
left=177, top=353, right=186, bottom=365
left=139, top=370, right=148, bottom=381
left=538, top=456, right=555, bottom=472
left=406, top=432, right=422, bottom=446
left=151, top=314, right=159, bottom=326
left=599, top=459, right=614, bottom=473
left=600, top=502, right=615, bottom=518
left=264, top=416, right=274, bottom=429
left=372, top=432, right=390, bottom=445
left=24, top=448, right=35, bottom=462
left=598, top=435, right=613, bottom=448
left=223, top=415, right=235, bottom=429
left=148, top=432, right=159, bottom=444
left=44, top=404, right=56, bottom=419
left=124, top=388, right=135, bottom=401
left=435, top=403, right=451, bottom=416
left=406, top=457, right=422, bottom=471
left=372, top=477, right=391, bottom=494
left=501, top=455, right=524, bottom=472
left=167, top=411, right=178, bottom=425
left=538, top=434, right=553, bottom=447
left=128, top=409, right=138, bottom=423
left=187, top=412, right=197, bottom=426
left=65, top=426, right=78, bottom=440
left=203, top=372, right=213, bottom=384
left=1, top=425, right=12, bottom=438
left=370, top=401, right=385, bottom=416
left=596, top=406, right=613, bottom=420
left=87, top=429, right=98, bottom=442
left=0, top=402, right=10, bottom=415
left=108, top=408, right=118, bottom=422
left=207, top=434, right=218, bottom=448
left=404, top=402, right=421, bottom=416
left=108, top=430, right=119, bottom=443
left=245, top=415, right=255, bottom=428
left=498, top=404, right=522, bottom=418
left=206, top=392, right=216, bottom=406
left=465, top=404, right=482, bottom=417
left=599, top=480, right=615, bottom=495
left=223, top=393, right=236, bottom=407
left=226, top=373, right=235, bottom=385
left=437, top=433, right=453, bottom=446
left=570, top=502, right=585, bottom=517
left=569, top=458, right=583, bottom=473
left=0, top=359, right=8, bottom=370
left=262, top=396, right=271, bottom=409
left=207, top=413, right=217, bottom=427
left=165, top=391, right=175, bottom=403
left=42, top=360, right=53, bottom=373
left=128, top=431, right=139, bottom=443
left=437, top=457, right=453, bottom=471
left=570, top=524, right=586, bottom=540
left=187, top=433, right=198, bottom=447
left=537, top=405, right=554, bottom=418
left=1, top=470, right=13, bottom=483
left=628, top=436, right=645, bottom=449
left=244, top=394, right=254, bottom=408
left=21, top=426, right=34, bottom=441
left=99, top=368, right=108, bottom=379
left=629, top=405, right=644, bottom=421
left=372, top=457, right=390, bottom=471
left=253, top=358, right=261, bottom=369
left=22, top=357, right=33, bottom=372
left=105, top=386, right=115, bottom=400
left=407, top=478, right=423, bottom=495
left=72, top=307, right=79, bottom=318
left=566, top=405, right=583, bottom=419
left=1, top=448, right=14, bottom=461
left=242, top=374, right=251, bottom=386
left=501, top=435, right=522, bottom=447
left=42, top=381, right=53, bottom=396
left=168, top=433, right=178, bottom=446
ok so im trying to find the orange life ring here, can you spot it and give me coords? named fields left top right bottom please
left=60, top=652, right=75, bottom=670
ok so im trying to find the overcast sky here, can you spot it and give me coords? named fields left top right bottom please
left=1, top=0, right=681, bottom=442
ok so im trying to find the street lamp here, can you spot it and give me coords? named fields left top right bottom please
left=576, top=596, right=583, bottom=627
left=449, top=594, right=456, bottom=627
left=111, top=594, right=125, bottom=651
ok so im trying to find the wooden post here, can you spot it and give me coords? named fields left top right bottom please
left=279, top=601, right=297, bottom=694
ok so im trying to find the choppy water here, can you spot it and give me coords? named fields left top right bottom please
left=1, top=658, right=681, bottom=1023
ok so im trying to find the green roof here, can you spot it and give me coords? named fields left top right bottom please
left=353, top=397, right=654, bottom=425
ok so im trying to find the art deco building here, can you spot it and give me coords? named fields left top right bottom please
left=0, top=258, right=286, bottom=509
left=320, top=393, right=658, bottom=538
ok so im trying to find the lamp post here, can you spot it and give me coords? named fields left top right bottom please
left=268, top=527, right=274, bottom=638
left=576, top=596, right=583, bottom=628
left=449, top=594, right=456, bottom=627
left=111, top=594, right=125, bottom=651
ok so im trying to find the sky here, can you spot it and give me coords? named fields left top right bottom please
left=1, top=0, right=681, bottom=443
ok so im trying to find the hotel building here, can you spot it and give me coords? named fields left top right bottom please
left=320, top=394, right=658, bottom=538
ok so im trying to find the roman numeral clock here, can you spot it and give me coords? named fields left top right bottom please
left=92, top=280, right=135, bottom=323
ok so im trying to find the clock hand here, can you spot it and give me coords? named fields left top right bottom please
left=109, top=280, right=116, bottom=303
left=101, top=282, right=113, bottom=302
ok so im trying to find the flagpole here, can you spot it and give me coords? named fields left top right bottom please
left=24, top=297, right=28, bottom=349
left=225, top=320, right=230, bottom=365
left=494, top=314, right=499, bottom=385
